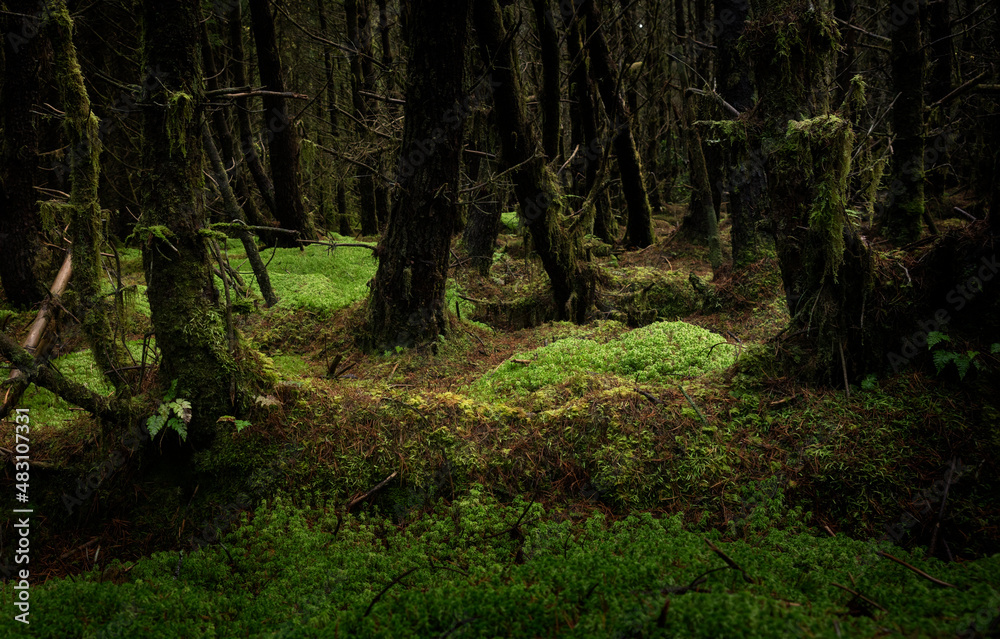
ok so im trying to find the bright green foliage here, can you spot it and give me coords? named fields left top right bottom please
left=471, top=321, right=736, bottom=400
left=500, top=211, right=519, bottom=233
left=241, top=238, right=377, bottom=313
left=146, top=380, right=192, bottom=442
left=8, top=490, right=998, bottom=638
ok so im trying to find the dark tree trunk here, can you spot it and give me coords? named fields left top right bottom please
left=746, top=0, right=877, bottom=382
left=345, top=0, right=381, bottom=235
left=248, top=0, right=315, bottom=243
left=317, top=0, right=352, bottom=234
left=201, top=18, right=272, bottom=237
left=228, top=1, right=278, bottom=220
left=564, top=7, right=617, bottom=242
left=141, top=0, right=238, bottom=443
left=531, top=0, right=561, bottom=160
left=0, top=1, right=45, bottom=307
left=463, top=110, right=503, bottom=275
left=715, top=0, right=768, bottom=267
left=364, top=0, right=471, bottom=351
left=581, top=0, right=656, bottom=248
left=833, top=0, right=857, bottom=104
left=925, top=0, right=954, bottom=200
left=474, top=0, right=593, bottom=322
left=886, top=4, right=926, bottom=243
left=680, top=96, right=722, bottom=270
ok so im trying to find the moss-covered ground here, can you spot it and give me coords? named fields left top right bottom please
left=1, top=214, right=998, bottom=637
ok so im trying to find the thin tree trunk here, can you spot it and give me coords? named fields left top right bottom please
left=248, top=0, right=315, bottom=243
left=202, top=120, right=279, bottom=307
left=564, top=6, right=617, bottom=242
left=681, top=96, right=722, bottom=270
left=474, top=0, right=593, bottom=322
left=531, top=0, right=561, bottom=160
left=0, top=0, right=45, bottom=307
left=345, top=0, right=381, bottom=235
left=581, top=0, right=656, bottom=248
left=886, top=4, right=926, bottom=243
left=364, top=0, right=471, bottom=351
left=229, top=0, right=278, bottom=220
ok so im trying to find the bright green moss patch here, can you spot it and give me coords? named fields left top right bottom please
left=10, top=490, right=999, bottom=638
left=240, top=238, right=377, bottom=313
left=471, top=321, right=736, bottom=401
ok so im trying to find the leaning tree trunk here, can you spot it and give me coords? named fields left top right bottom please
left=581, top=0, right=656, bottom=248
left=744, top=1, right=876, bottom=382
left=363, top=0, right=471, bottom=351
left=885, top=4, right=926, bottom=243
left=475, top=0, right=593, bottom=322
left=49, top=2, right=130, bottom=392
left=0, top=0, right=45, bottom=307
left=248, top=0, right=315, bottom=244
left=140, top=0, right=239, bottom=444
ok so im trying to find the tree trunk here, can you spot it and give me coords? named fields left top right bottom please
left=474, top=0, right=593, bottom=322
left=886, top=4, right=926, bottom=243
left=463, top=110, right=503, bottom=275
left=531, top=0, right=561, bottom=160
left=581, top=0, right=656, bottom=248
left=0, top=0, right=45, bottom=307
left=49, top=1, right=130, bottom=392
left=564, top=7, right=617, bottom=243
left=715, top=0, right=768, bottom=267
left=317, top=0, right=352, bottom=234
left=141, top=0, right=238, bottom=444
left=248, top=0, right=315, bottom=244
left=745, top=1, right=876, bottom=382
left=228, top=0, right=278, bottom=220
left=680, top=96, right=723, bottom=270
left=364, top=0, right=470, bottom=351
left=345, top=0, right=382, bottom=235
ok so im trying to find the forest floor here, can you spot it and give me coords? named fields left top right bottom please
left=1, top=210, right=998, bottom=637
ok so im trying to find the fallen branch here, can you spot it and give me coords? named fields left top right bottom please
left=877, top=550, right=956, bottom=588
left=346, top=471, right=399, bottom=511
left=831, top=582, right=887, bottom=613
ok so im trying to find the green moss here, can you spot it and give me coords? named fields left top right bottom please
left=11, top=491, right=999, bottom=638
left=470, top=321, right=735, bottom=402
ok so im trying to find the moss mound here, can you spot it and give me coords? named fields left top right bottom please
left=470, top=321, right=736, bottom=401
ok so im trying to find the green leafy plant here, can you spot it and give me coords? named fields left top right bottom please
left=927, top=331, right=982, bottom=380
left=147, top=380, right=192, bottom=441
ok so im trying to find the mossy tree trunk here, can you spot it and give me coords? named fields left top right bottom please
left=581, top=0, right=656, bottom=248
left=745, top=1, right=877, bottom=382
left=140, top=0, right=238, bottom=444
left=48, top=1, right=130, bottom=392
left=563, top=7, right=617, bottom=243
left=363, top=0, right=471, bottom=351
left=0, top=0, right=45, bottom=308
left=463, top=110, right=503, bottom=276
left=248, top=0, right=316, bottom=244
left=715, top=0, right=769, bottom=267
left=680, top=96, right=723, bottom=271
left=474, top=0, right=593, bottom=322
left=886, top=4, right=926, bottom=243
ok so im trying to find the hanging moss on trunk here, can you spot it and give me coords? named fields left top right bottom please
left=47, top=1, right=130, bottom=392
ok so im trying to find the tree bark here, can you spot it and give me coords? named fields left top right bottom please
left=563, top=6, right=617, bottom=243
left=531, top=0, right=561, bottom=161
left=886, top=4, right=926, bottom=243
left=247, top=0, right=315, bottom=243
left=0, top=0, right=45, bottom=307
left=364, top=0, right=471, bottom=351
left=228, top=0, right=278, bottom=221
left=745, top=0, right=876, bottom=382
left=580, top=0, right=656, bottom=248
left=49, top=1, right=131, bottom=392
left=345, top=0, right=382, bottom=235
left=141, top=0, right=239, bottom=444
left=474, top=0, right=593, bottom=322
left=681, top=96, right=723, bottom=271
